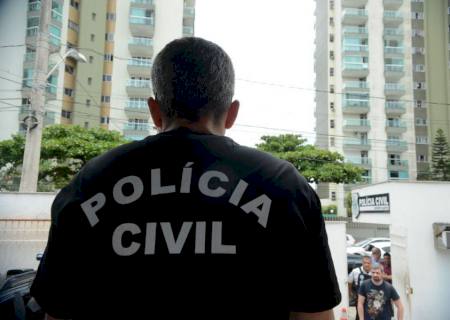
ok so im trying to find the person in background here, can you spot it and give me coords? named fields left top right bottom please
left=348, top=255, right=372, bottom=320
left=382, top=252, right=392, bottom=283
left=371, top=247, right=383, bottom=268
left=358, top=265, right=404, bottom=320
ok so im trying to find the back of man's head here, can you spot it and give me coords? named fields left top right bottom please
left=151, top=37, right=235, bottom=123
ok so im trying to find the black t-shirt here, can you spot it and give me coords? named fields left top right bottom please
left=31, top=128, right=341, bottom=319
left=358, top=280, right=400, bottom=320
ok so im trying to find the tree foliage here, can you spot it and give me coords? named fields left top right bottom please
left=0, top=125, right=128, bottom=191
left=256, top=134, right=364, bottom=184
left=431, top=128, right=450, bottom=181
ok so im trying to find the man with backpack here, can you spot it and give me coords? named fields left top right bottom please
left=348, top=255, right=372, bottom=319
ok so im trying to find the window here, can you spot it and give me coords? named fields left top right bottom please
left=415, top=64, right=425, bottom=72
left=92, top=13, right=96, bottom=21
left=330, top=85, right=335, bottom=93
left=329, top=34, right=334, bottom=42
left=106, top=13, right=116, bottom=20
left=105, top=33, right=114, bottom=41
left=413, top=29, right=424, bottom=37
left=415, top=100, right=425, bottom=108
left=330, top=67, right=334, bottom=76
left=101, top=116, right=110, bottom=124
left=86, top=99, right=91, bottom=106
left=61, top=110, right=72, bottom=119
left=65, top=64, right=74, bottom=74
left=416, top=118, right=427, bottom=126
left=329, top=17, right=334, bottom=26
left=331, top=192, right=336, bottom=201
left=90, top=34, right=95, bottom=41
left=330, top=119, right=335, bottom=128
left=417, top=154, right=427, bottom=162
left=87, top=77, right=92, bottom=85
left=64, top=88, right=74, bottom=97
left=103, top=74, right=112, bottom=81
left=389, top=171, right=399, bottom=179
left=415, top=81, right=425, bottom=89
left=330, top=137, right=335, bottom=146
left=88, top=56, right=93, bottom=63
left=416, top=136, right=428, bottom=144
left=84, top=122, right=89, bottom=129
left=68, top=20, right=79, bottom=32
left=412, top=12, right=424, bottom=20
left=329, top=50, right=334, bottom=60
left=101, top=96, right=110, bottom=103
left=329, top=0, right=334, bottom=10
left=70, top=0, right=79, bottom=9
left=330, top=102, right=335, bottom=111
left=104, top=54, right=114, bottom=61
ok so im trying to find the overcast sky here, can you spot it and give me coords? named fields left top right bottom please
left=195, top=0, right=316, bottom=147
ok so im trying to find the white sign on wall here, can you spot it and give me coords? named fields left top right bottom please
left=353, top=193, right=390, bottom=218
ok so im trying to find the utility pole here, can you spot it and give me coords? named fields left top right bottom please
left=19, top=0, right=51, bottom=192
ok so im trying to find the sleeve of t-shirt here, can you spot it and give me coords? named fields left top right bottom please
left=30, top=178, right=83, bottom=318
left=280, top=170, right=342, bottom=313
left=390, top=284, right=400, bottom=301
left=348, top=269, right=356, bottom=283
left=358, top=281, right=368, bottom=296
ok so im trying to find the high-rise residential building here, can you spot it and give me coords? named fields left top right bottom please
left=0, top=0, right=195, bottom=142
left=314, top=0, right=420, bottom=214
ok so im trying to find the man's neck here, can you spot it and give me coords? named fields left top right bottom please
left=371, top=279, right=383, bottom=286
left=162, top=118, right=225, bottom=136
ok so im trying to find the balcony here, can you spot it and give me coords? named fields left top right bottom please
left=123, top=123, right=151, bottom=137
left=386, top=119, right=407, bottom=134
left=27, top=2, right=63, bottom=27
left=388, top=171, right=409, bottom=181
left=387, top=159, right=409, bottom=171
left=342, top=9, right=368, bottom=25
left=130, top=0, right=154, bottom=8
left=384, top=28, right=403, bottom=39
left=384, top=64, right=404, bottom=79
left=343, top=138, right=371, bottom=151
left=383, top=0, right=403, bottom=10
left=125, top=101, right=150, bottom=118
left=384, top=83, right=405, bottom=96
left=183, top=26, right=194, bottom=37
left=126, top=79, right=152, bottom=97
left=384, top=11, right=403, bottom=26
left=129, top=16, right=154, bottom=37
left=342, top=99, right=370, bottom=114
left=342, top=62, right=369, bottom=77
left=346, top=156, right=371, bottom=168
left=343, top=119, right=370, bottom=132
left=384, top=46, right=404, bottom=57
left=127, top=58, right=152, bottom=77
left=25, top=26, right=61, bottom=53
left=386, top=139, right=408, bottom=152
left=342, top=26, right=368, bottom=37
left=23, top=52, right=36, bottom=67
left=342, top=0, right=368, bottom=7
left=128, top=37, right=153, bottom=57
left=385, top=101, right=406, bottom=115
left=343, top=44, right=369, bottom=56
left=343, top=81, right=369, bottom=92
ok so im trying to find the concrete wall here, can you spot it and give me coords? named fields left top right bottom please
left=325, top=221, right=348, bottom=318
left=352, top=181, right=450, bottom=320
left=0, top=192, right=55, bottom=280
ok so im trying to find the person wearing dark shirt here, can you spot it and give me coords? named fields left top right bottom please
left=358, top=265, right=403, bottom=320
left=382, top=252, right=392, bottom=283
left=31, top=37, right=341, bottom=320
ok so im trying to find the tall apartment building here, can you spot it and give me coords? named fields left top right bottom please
left=0, top=0, right=195, bottom=142
left=314, top=0, right=419, bottom=214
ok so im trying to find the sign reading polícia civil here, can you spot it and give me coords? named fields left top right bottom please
left=357, top=193, right=390, bottom=214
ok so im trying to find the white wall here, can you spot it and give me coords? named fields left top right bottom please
left=0, top=0, right=27, bottom=141
left=352, top=181, right=450, bottom=320
left=153, top=0, right=184, bottom=57
left=325, top=221, right=349, bottom=318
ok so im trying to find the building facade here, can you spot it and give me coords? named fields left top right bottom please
left=0, top=0, right=195, bottom=142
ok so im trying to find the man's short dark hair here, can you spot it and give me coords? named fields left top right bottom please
left=151, top=37, right=235, bottom=123
left=384, top=252, right=390, bottom=257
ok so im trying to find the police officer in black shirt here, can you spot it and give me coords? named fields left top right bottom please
left=31, top=37, right=341, bottom=320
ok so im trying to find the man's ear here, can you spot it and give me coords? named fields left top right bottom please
left=148, top=97, right=163, bottom=129
left=225, top=100, right=240, bottom=129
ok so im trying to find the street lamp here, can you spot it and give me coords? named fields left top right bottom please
left=19, top=48, right=87, bottom=192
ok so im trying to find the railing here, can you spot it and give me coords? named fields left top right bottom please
left=384, top=28, right=403, bottom=36
left=124, top=123, right=151, bottom=131
left=388, top=160, right=408, bottom=167
left=346, top=157, right=371, bottom=165
left=28, top=1, right=41, bottom=12
left=343, top=26, right=368, bottom=35
left=128, top=58, right=152, bottom=67
left=384, top=11, right=403, bottom=19
left=129, top=37, right=153, bottom=46
left=344, top=119, right=371, bottom=127
left=386, top=140, right=408, bottom=148
left=343, top=81, right=369, bottom=89
left=343, top=138, right=371, bottom=147
left=26, top=27, right=39, bottom=37
left=386, top=120, right=407, bottom=128
left=184, top=7, right=195, bottom=16
left=127, top=79, right=151, bottom=88
left=385, top=101, right=405, bottom=111
left=385, top=83, right=405, bottom=91
left=129, top=16, right=154, bottom=25
left=126, top=100, right=148, bottom=109
left=343, top=8, right=368, bottom=17
left=183, top=26, right=194, bottom=35
left=130, top=0, right=153, bottom=5
left=343, top=44, right=368, bottom=52
left=385, top=46, right=404, bottom=54
left=51, top=9, right=63, bottom=23
left=385, top=64, right=404, bottom=72
left=46, top=84, right=57, bottom=95
left=342, top=99, right=369, bottom=107
left=343, top=62, right=369, bottom=70
left=24, top=52, right=36, bottom=62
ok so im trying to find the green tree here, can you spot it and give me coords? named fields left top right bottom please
left=431, top=128, right=450, bottom=181
left=0, top=125, right=128, bottom=191
left=256, top=134, right=364, bottom=183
